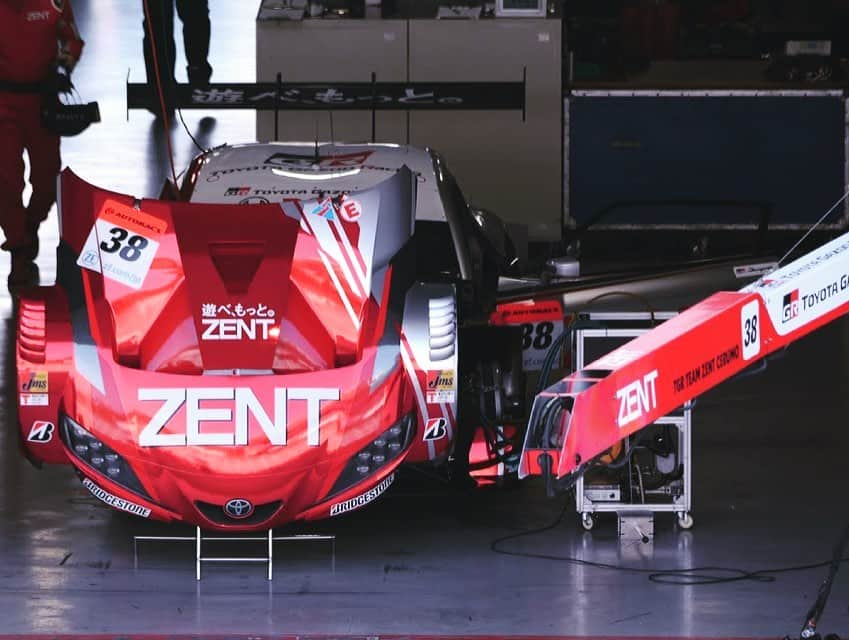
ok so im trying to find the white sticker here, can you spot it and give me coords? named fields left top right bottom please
left=734, top=262, right=778, bottom=279
left=77, top=219, right=160, bottom=290
left=741, top=300, right=760, bottom=361
left=521, top=318, right=563, bottom=371
left=20, top=393, right=49, bottom=406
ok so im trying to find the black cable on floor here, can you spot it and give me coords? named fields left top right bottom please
left=490, top=498, right=849, bottom=586
left=797, top=516, right=849, bottom=639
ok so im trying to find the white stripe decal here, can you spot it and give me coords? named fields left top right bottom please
left=400, top=339, right=434, bottom=460
left=318, top=249, right=361, bottom=330
left=439, top=402, right=454, bottom=441
left=307, top=209, right=364, bottom=299
left=330, top=215, right=368, bottom=293
left=297, top=202, right=361, bottom=331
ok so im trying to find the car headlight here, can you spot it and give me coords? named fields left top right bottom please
left=61, top=415, right=150, bottom=498
left=329, top=412, right=415, bottom=496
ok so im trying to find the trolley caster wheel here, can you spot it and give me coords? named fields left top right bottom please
left=580, top=513, right=594, bottom=531
left=677, top=512, right=694, bottom=530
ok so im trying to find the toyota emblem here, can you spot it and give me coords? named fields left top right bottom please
left=223, top=498, right=254, bottom=519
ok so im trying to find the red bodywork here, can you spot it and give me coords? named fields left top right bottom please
left=520, top=230, right=849, bottom=482
left=16, top=169, right=459, bottom=530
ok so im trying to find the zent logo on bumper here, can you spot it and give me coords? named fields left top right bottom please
left=329, top=473, right=394, bottom=516
left=82, top=478, right=151, bottom=518
left=616, top=370, right=658, bottom=428
left=27, top=421, right=54, bottom=443
left=138, top=387, right=340, bottom=447
left=200, top=303, right=277, bottom=341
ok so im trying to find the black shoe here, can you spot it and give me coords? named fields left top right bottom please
left=8, top=252, right=38, bottom=294
left=187, top=64, right=212, bottom=89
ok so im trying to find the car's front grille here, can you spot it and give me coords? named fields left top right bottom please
left=194, top=500, right=283, bottom=526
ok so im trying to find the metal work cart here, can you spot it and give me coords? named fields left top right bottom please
left=573, top=312, right=693, bottom=533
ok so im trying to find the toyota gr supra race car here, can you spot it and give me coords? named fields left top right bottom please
left=15, top=143, right=527, bottom=530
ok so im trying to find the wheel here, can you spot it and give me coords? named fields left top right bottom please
left=580, top=513, right=594, bottom=531
left=677, top=512, right=694, bottom=530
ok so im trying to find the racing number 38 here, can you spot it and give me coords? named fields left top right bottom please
left=99, top=227, right=149, bottom=262
left=741, top=300, right=760, bottom=361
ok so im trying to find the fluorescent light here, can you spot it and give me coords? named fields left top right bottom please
left=272, top=168, right=361, bottom=180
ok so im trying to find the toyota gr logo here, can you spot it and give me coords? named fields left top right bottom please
left=223, top=498, right=254, bottom=519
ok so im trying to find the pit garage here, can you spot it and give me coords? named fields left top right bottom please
left=3, top=1, right=849, bottom=638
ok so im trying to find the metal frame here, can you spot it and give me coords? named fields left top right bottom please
left=133, top=527, right=336, bottom=580
left=573, top=312, right=692, bottom=530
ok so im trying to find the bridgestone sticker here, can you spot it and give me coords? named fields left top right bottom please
left=82, top=477, right=151, bottom=518
left=77, top=200, right=167, bottom=290
left=329, top=473, right=394, bottom=516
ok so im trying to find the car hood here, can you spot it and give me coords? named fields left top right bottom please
left=57, top=166, right=416, bottom=374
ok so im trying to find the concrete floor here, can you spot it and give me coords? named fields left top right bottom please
left=1, top=1, right=848, bottom=637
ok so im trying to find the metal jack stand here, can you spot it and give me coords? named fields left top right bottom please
left=134, top=527, right=336, bottom=580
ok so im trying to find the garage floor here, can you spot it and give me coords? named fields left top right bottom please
left=1, top=1, right=849, bottom=637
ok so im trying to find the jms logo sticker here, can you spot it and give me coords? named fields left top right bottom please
left=426, top=370, right=455, bottom=404
left=782, top=289, right=799, bottom=323
left=21, top=371, right=48, bottom=393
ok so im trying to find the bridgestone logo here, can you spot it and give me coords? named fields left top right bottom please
left=82, top=478, right=151, bottom=518
left=329, top=473, right=394, bottom=516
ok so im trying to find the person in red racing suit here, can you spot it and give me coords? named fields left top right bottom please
left=0, top=0, right=83, bottom=290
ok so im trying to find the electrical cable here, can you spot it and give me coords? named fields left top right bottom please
left=778, top=188, right=849, bottom=266
left=798, top=516, right=849, bottom=639
left=489, top=499, right=849, bottom=586
left=177, top=106, right=206, bottom=155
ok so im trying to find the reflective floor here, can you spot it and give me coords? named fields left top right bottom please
left=1, top=1, right=849, bottom=637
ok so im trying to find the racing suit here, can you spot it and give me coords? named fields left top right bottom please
left=0, top=0, right=83, bottom=274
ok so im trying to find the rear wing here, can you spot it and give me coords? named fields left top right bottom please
left=520, top=229, right=849, bottom=484
left=127, top=77, right=526, bottom=113
left=126, top=74, right=527, bottom=140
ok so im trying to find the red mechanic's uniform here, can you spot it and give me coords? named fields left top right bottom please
left=0, top=0, right=83, bottom=252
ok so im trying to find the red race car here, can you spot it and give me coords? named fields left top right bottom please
left=16, top=143, right=526, bottom=530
